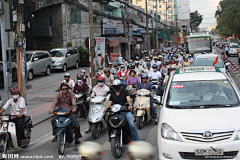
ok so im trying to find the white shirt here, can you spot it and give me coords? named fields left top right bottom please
left=144, top=68, right=153, bottom=75
left=172, top=64, right=182, bottom=69
left=160, top=66, right=169, bottom=73
left=152, top=60, right=161, bottom=67
left=3, top=97, right=27, bottom=115
left=203, top=91, right=228, bottom=101
left=148, top=71, right=162, bottom=80
left=135, top=66, right=144, bottom=75
left=97, top=56, right=102, bottom=64
left=225, top=47, right=229, bottom=51
left=62, top=79, right=75, bottom=89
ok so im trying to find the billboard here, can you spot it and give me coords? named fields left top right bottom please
left=177, top=0, right=190, bottom=20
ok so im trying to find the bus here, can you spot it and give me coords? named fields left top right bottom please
left=185, top=35, right=212, bottom=54
left=227, top=37, right=235, bottom=43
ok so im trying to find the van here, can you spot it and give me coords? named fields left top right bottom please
left=229, top=43, right=239, bottom=56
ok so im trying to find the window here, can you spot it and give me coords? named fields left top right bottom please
left=71, top=49, right=77, bottom=55
left=168, top=10, right=172, bottom=14
left=71, top=8, right=81, bottom=24
left=43, top=53, right=49, bottom=58
left=168, top=4, right=172, bottom=8
left=168, top=16, right=172, bottom=19
left=153, top=5, right=156, bottom=8
left=159, top=11, right=162, bottom=14
left=38, top=53, right=44, bottom=60
left=159, top=5, right=161, bottom=8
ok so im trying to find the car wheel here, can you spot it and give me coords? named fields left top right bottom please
left=75, top=61, right=79, bottom=69
left=28, top=70, right=33, bottom=80
left=63, top=64, right=67, bottom=72
left=45, top=66, right=51, bottom=76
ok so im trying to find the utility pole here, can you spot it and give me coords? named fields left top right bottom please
left=128, top=22, right=130, bottom=60
left=164, top=0, right=168, bottom=46
left=176, top=15, right=178, bottom=47
left=156, top=0, right=158, bottom=50
left=13, top=0, right=27, bottom=102
left=0, top=0, right=9, bottom=103
left=89, top=0, right=95, bottom=87
left=145, top=0, right=149, bottom=54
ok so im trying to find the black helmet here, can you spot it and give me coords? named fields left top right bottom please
left=129, top=70, right=136, bottom=75
left=131, top=64, right=135, bottom=69
left=60, top=82, right=70, bottom=89
left=99, top=66, right=103, bottom=70
left=141, top=74, right=148, bottom=79
left=146, top=63, right=151, bottom=66
left=77, top=74, right=83, bottom=80
left=104, top=69, right=110, bottom=73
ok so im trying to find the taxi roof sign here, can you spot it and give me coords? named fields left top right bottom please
left=175, top=66, right=221, bottom=74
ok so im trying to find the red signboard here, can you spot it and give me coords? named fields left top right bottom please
left=109, top=39, right=119, bottom=47
left=110, top=53, right=118, bottom=62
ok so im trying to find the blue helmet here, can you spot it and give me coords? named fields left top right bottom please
left=152, top=64, right=158, bottom=68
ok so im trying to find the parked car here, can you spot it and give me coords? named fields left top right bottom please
left=25, top=50, right=52, bottom=80
left=229, top=43, right=239, bottom=56
left=49, top=47, right=80, bottom=72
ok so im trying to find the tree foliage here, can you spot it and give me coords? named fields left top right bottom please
left=215, top=0, right=240, bottom=37
left=190, top=10, right=203, bottom=31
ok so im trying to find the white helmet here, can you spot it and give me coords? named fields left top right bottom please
left=127, top=141, right=154, bottom=160
left=112, top=79, right=121, bottom=86
left=78, top=141, right=103, bottom=160
left=64, top=73, right=70, bottom=77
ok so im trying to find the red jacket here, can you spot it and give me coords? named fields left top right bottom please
left=116, top=70, right=129, bottom=78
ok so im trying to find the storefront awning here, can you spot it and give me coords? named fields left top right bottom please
left=117, top=37, right=128, bottom=43
left=106, top=37, right=119, bottom=47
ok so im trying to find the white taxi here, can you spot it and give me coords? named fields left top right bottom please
left=158, top=66, right=240, bottom=160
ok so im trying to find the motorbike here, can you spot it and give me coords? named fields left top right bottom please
left=107, top=104, right=132, bottom=159
left=151, top=79, right=160, bottom=91
left=53, top=108, right=75, bottom=155
left=0, top=109, right=33, bottom=158
left=134, top=89, right=155, bottom=129
left=89, top=96, right=107, bottom=139
left=125, top=85, right=137, bottom=113
left=75, top=92, right=88, bottom=120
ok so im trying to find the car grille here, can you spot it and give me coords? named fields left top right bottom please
left=179, top=151, right=238, bottom=159
left=52, top=61, right=55, bottom=64
left=181, top=131, right=234, bottom=142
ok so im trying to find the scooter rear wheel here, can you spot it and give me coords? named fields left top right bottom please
left=57, top=133, right=65, bottom=155
left=21, top=127, right=31, bottom=148
left=0, top=136, right=7, bottom=160
left=111, top=136, right=122, bottom=159
left=91, top=123, right=99, bottom=139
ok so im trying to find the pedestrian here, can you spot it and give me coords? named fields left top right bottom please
left=117, top=54, right=123, bottom=65
left=225, top=46, right=229, bottom=56
left=97, top=53, right=102, bottom=68
left=100, top=53, right=105, bottom=67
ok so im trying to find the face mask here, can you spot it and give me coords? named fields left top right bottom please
left=98, top=83, right=104, bottom=87
left=153, top=69, right=157, bottom=71
left=123, top=60, right=125, bottom=62
left=121, top=68, right=124, bottom=71
left=12, top=95, right=19, bottom=100
left=78, top=80, right=82, bottom=84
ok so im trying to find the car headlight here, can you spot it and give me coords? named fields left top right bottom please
left=111, top=104, right=121, bottom=113
left=55, top=60, right=62, bottom=63
left=92, top=106, right=102, bottom=113
left=234, top=130, right=240, bottom=140
left=161, top=123, right=182, bottom=142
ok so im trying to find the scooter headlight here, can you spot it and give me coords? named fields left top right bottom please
left=111, top=104, right=121, bottom=113
left=139, top=91, right=147, bottom=96
left=1, top=116, right=9, bottom=121
left=92, top=106, right=102, bottom=113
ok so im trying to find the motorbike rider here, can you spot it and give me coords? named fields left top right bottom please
left=148, top=64, right=162, bottom=81
left=95, top=66, right=104, bottom=78
left=134, top=61, right=144, bottom=76
left=85, top=76, right=110, bottom=134
left=183, top=56, right=191, bottom=67
left=172, top=60, right=182, bottom=69
left=152, top=57, right=161, bottom=66
left=163, top=68, right=175, bottom=86
left=160, top=62, right=169, bottom=74
left=81, top=69, right=89, bottom=84
left=51, top=83, right=81, bottom=144
left=144, top=63, right=153, bottom=75
left=135, top=74, right=158, bottom=125
left=126, top=70, right=140, bottom=85
left=104, top=80, right=139, bottom=141
left=55, top=73, right=75, bottom=92
left=73, top=74, right=90, bottom=113
left=0, top=88, right=27, bottom=146
left=108, top=62, right=116, bottom=75
left=116, top=65, right=129, bottom=78
left=102, top=69, right=114, bottom=86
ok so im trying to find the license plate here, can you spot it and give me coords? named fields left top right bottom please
left=195, top=149, right=224, bottom=156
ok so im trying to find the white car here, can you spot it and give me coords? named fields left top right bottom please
left=158, top=66, right=240, bottom=160
left=229, top=43, right=239, bottom=56
left=192, top=54, right=230, bottom=73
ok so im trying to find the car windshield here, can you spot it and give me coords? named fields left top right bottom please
left=49, top=50, right=66, bottom=57
left=187, top=37, right=211, bottom=52
left=26, top=54, right=32, bottom=62
left=193, top=58, right=224, bottom=68
left=167, top=80, right=239, bottom=109
left=231, top=45, right=239, bottom=48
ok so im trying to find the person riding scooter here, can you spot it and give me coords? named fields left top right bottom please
left=50, top=83, right=81, bottom=144
left=135, top=74, right=158, bottom=125
left=55, top=73, right=75, bottom=91
left=85, top=76, right=110, bottom=134
left=73, top=74, right=90, bottom=113
left=0, top=88, right=27, bottom=146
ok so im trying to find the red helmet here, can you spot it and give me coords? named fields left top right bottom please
left=97, top=76, right=105, bottom=82
left=11, top=88, right=20, bottom=94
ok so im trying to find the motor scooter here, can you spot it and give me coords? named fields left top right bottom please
left=53, top=108, right=75, bottom=155
left=89, top=96, right=107, bottom=139
left=0, top=109, right=33, bottom=158
left=75, top=92, right=88, bottom=120
left=107, top=104, right=132, bottom=159
left=134, top=89, right=154, bottom=129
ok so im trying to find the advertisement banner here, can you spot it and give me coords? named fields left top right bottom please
left=94, top=37, right=105, bottom=56
left=103, top=18, right=124, bottom=35
left=110, top=53, right=118, bottom=62
left=109, top=39, right=119, bottom=47
left=177, top=0, right=190, bottom=20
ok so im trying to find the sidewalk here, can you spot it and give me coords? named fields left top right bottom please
left=0, top=67, right=90, bottom=126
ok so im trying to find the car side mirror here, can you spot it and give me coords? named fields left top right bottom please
left=66, top=54, right=71, bottom=57
left=33, top=58, right=38, bottom=61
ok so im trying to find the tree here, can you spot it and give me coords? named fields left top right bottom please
left=190, top=10, right=203, bottom=32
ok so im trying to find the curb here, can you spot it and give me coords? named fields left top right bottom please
left=33, top=115, right=54, bottom=127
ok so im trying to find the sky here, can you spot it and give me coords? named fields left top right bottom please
left=190, top=0, right=219, bottom=29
